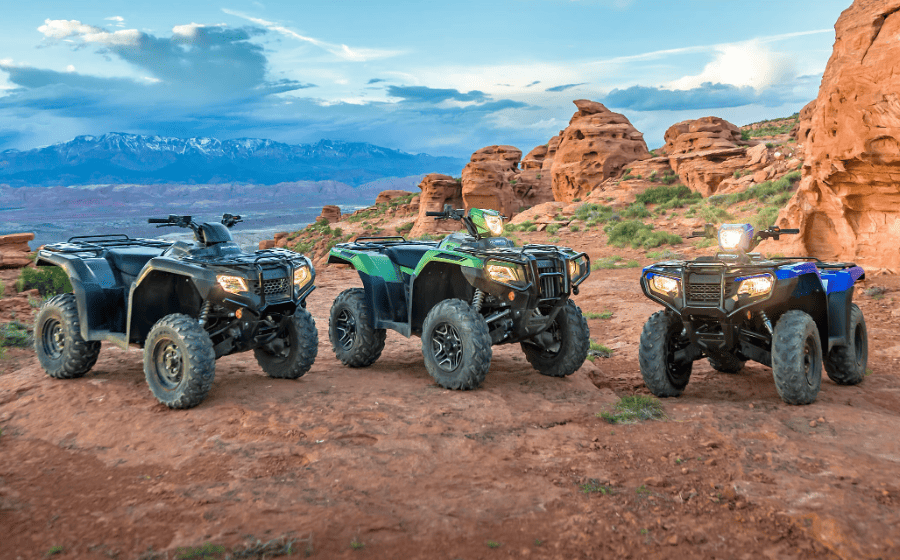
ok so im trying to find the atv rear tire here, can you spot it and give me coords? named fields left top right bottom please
left=34, top=293, right=101, bottom=379
left=254, top=308, right=318, bottom=379
left=521, top=300, right=590, bottom=377
left=144, top=314, right=216, bottom=409
left=772, top=310, right=822, bottom=405
left=329, top=288, right=386, bottom=367
left=638, top=311, right=692, bottom=397
left=824, top=303, right=867, bottom=386
left=708, top=353, right=745, bottom=374
left=422, top=299, right=492, bottom=390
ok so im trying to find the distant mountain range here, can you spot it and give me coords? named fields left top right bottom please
left=0, top=133, right=466, bottom=187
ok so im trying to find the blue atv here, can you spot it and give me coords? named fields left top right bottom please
left=638, top=223, right=867, bottom=405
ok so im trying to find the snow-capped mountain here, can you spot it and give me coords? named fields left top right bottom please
left=0, top=133, right=465, bottom=187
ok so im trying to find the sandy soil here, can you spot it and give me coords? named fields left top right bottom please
left=2, top=240, right=900, bottom=559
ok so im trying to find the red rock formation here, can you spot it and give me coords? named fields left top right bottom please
left=792, top=100, right=817, bottom=144
left=759, top=0, right=900, bottom=270
left=551, top=100, right=651, bottom=202
left=664, top=117, right=749, bottom=197
left=317, top=205, right=341, bottom=224
left=461, top=145, right=522, bottom=215
left=0, top=233, right=34, bottom=269
left=375, top=190, right=415, bottom=205
left=409, top=174, right=463, bottom=238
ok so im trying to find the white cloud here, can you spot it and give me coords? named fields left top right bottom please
left=105, top=16, right=125, bottom=28
left=38, top=19, right=141, bottom=46
left=665, top=39, right=796, bottom=90
left=222, top=9, right=405, bottom=62
left=65, top=65, right=76, bottom=72
left=172, top=22, right=227, bottom=38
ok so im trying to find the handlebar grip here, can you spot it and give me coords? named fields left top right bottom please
left=425, top=212, right=444, bottom=217
left=148, top=218, right=169, bottom=224
left=780, top=228, right=799, bottom=234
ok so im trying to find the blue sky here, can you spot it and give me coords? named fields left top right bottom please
left=0, top=0, right=848, bottom=158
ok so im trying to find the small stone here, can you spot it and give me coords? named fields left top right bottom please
left=681, top=468, right=689, bottom=474
left=883, top=490, right=890, bottom=497
left=809, top=420, right=817, bottom=428
left=817, top=417, right=825, bottom=423
left=666, top=535, right=679, bottom=546
left=749, top=403, right=754, bottom=409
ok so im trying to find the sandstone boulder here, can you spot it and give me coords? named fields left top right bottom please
left=792, top=99, right=817, bottom=144
left=375, top=190, right=415, bottom=205
left=0, top=233, right=34, bottom=269
left=409, top=174, right=463, bottom=238
left=664, top=117, right=751, bottom=197
left=551, top=100, right=651, bottom=202
left=759, top=0, right=900, bottom=270
left=317, top=205, right=341, bottom=224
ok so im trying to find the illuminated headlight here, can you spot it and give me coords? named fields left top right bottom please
left=737, top=274, right=773, bottom=297
left=293, top=266, right=312, bottom=288
left=217, top=275, right=248, bottom=293
left=486, top=261, right=525, bottom=286
left=484, top=214, right=504, bottom=236
left=648, top=274, right=680, bottom=297
left=718, top=224, right=754, bottom=252
left=567, top=256, right=588, bottom=282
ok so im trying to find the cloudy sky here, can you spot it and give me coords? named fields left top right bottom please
left=0, top=0, right=848, bottom=158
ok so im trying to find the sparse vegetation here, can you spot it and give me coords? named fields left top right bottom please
left=864, top=286, right=887, bottom=299
left=16, top=266, right=72, bottom=296
left=636, top=184, right=701, bottom=211
left=396, top=221, right=414, bottom=235
left=646, top=249, right=681, bottom=260
left=1, top=321, right=32, bottom=351
left=605, top=220, right=681, bottom=250
left=175, top=542, right=226, bottom=559
left=597, top=395, right=667, bottom=424
left=569, top=224, right=580, bottom=232
left=546, top=223, right=562, bottom=234
left=45, top=545, right=64, bottom=557
left=590, top=340, right=613, bottom=356
left=591, top=256, right=639, bottom=270
left=622, top=201, right=651, bottom=219
left=486, top=541, right=501, bottom=549
left=742, top=113, right=800, bottom=137
left=580, top=480, right=612, bottom=495
left=350, top=540, right=365, bottom=550
left=584, top=311, right=613, bottom=320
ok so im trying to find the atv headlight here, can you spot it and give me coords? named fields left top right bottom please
left=293, top=265, right=312, bottom=289
left=486, top=261, right=525, bottom=286
left=648, top=274, right=680, bottom=297
left=718, top=224, right=754, bottom=253
left=217, top=275, right=248, bottom=293
left=567, top=256, right=588, bottom=283
left=484, top=214, right=504, bottom=236
left=737, top=274, right=773, bottom=297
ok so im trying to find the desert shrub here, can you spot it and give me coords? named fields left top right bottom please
left=574, top=203, right=615, bottom=222
left=751, top=206, right=781, bottom=231
left=0, top=321, right=31, bottom=349
left=546, top=223, right=561, bottom=234
left=598, top=395, right=666, bottom=424
left=636, top=184, right=701, bottom=207
left=695, top=204, right=733, bottom=224
left=16, top=267, right=72, bottom=296
left=605, top=220, right=681, bottom=249
left=622, top=202, right=651, bottom=219
left=396, top=221, right=414, bottom=235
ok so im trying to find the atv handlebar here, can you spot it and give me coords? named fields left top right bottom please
left=426, top=204, right=465, bottom=220
left=147, top=218, right=170, bottom=224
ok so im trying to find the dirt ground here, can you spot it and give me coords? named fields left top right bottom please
left=2, top=241, right=900, bottom=559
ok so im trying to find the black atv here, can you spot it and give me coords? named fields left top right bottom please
left=638, top=222, right=867, bottom=405
left=33, top=214, right=318, bottom=409
left=326, top=205, right=591, bottom=389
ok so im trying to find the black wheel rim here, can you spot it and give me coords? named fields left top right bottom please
left=42, top=318, right=65, bottom=359
left=431, top=322, right=462, bottom=372
left=335, top=309, right=356, bottom=350
left=152, top=337, right=183, bottom=389
left=803, top=335, right=817, bottom=386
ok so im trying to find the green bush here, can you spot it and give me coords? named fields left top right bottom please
left=605, top=220, right=681, bottom=249
left=0, top=321, right=32, bottom=349
left=546, top=223, right=561, bottom=234
left=574, top=203, right=615, bottom=223
left=396, top=221, right=414, bottom=235
left=16, top=267, right=72, bottom=296
left=635, top=184, right=701, bottom=207
left=696, top=204, right=733, bottom=224
left=622, top=202, right=651, bottom=219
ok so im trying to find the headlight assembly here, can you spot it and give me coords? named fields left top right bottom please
left=648, top=274, right=680, bottom=297
left=484, top=214, right=504, bottom=236
left=293, top=265, right=312, bottom=288
left=486, top=261, right=525, bottom=286
left=567, top=256, right=588, bottom=282
left=718, top=224, right=754, bottom=253
left=736, top=274, right=773, bottom=297
left=217, top=275, right=248, bottom=293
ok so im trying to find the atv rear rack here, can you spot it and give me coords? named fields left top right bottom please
left=45, top=235, right=173, bottom=255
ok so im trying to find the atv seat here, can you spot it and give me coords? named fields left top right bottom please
left=383, top=244, right=436, bottom=270
left=106, top=247, right=167, bottom=277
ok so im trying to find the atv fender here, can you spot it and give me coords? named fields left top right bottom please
left=35, top=252, right=122, bottom=341
left=128, top=264, right=208, bottom=345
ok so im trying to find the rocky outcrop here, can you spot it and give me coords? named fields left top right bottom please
left=792, top=100, right=817, bottom=144
left=664, top=117, right=751, bottom=197
left=317, top=205, right=341, bottom=224
left=551, top=100, right=651, bottom=202
left=375, top=190, right=415, bottom=205
left=409, top=174, right=463, bottom=238
left=759, top=0, right=900, bottom=270
left=0, top=233, right=34, bottom=269
left=460, top=144, right=556, bottom=217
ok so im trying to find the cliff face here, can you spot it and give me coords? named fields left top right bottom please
left=760, top=0, right=900, bottom=269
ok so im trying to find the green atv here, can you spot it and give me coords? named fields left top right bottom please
left=326, top=205, right=591, bottom=389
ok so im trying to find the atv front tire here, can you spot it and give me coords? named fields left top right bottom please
left=521, top=300, right=590, bottom=377
left=772, top=310, right=822, bottom=405
left=329, top=288, right=386, bottom=367
left=422, top=299, right=492, bottom=390
left=708, top=353, right=745, bottom=374
left=254, top=308, right=318, bottom=379
left=144, top=314, right=216, bottom=409
left=34, top=293, right=101, bottom=379
left=638, top=311, right=692, bottom=397
left=824, top=303, right=867, bottom=386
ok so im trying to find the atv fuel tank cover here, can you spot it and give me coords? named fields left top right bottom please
left=200, top=222, right=234, bottom=244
